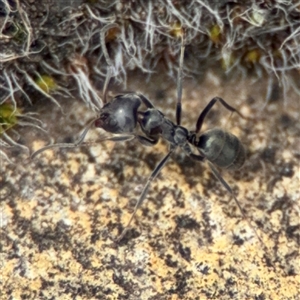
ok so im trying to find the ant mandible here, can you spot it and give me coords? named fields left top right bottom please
left=31, top=24, right=263, bottom=246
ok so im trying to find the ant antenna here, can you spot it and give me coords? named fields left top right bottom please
left=176, top=28, right=185, bottom=126
left=30, top=118, right=95, bottom=159
left=208, top=162, right=272, bottom=261
left=100, top=23, right=119, bottom=103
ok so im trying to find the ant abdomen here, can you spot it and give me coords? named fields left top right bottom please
left=95, top=94, right=142, bottom=133
left=197, top=128, right=245, bottom=170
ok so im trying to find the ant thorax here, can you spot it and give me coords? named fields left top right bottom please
left=138, top=108, right=165, bottom=137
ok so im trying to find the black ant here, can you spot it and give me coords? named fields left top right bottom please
left=31, top=24, right=265, bottom=248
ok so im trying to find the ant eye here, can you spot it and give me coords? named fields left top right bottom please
left=95, top=112, right=121, bottom=133
left=95, top=113, right=109, bottom=128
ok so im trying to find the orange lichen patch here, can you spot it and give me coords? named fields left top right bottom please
left=31, top=140, right=49, bottom=153
left=68, top=210, right=92, bottom=230
left=2, top=259, right=18, bottom=279
left=104, top=25, right=120, bottom=42
left=15, top=199, right=38, bottom=218
left=10, top=279, right=41, bottom=299
left=68, top=54, right=89, bottom=74
left=31, top=252, right=57, bottom=276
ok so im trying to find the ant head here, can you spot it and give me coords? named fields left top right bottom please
left=95, top=93, right=142, bottom=134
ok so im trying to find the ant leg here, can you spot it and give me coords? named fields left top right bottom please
left=116, top=149, right=174, bottom=242
left=189, top=153, right=205, bottom=161
left=207, top=162, right=269, bottom=253
left=182, top=143, right=205, bottom=161
left=103, top=66, right=112, bottom=105
left=97, top=134, right=157, bottom=146
left=30, top=119, right=95, bottom=159
left=195, top=97, right=244, bottom=134
left=84, top=135, right=136, bottom=144
left=32, top=132, right=141, bottom=159
left=83, top=134, right=156, bottom=147
left=176, top=30, right=185, bottom=126
left=100, top=23, right=119, bottom=104
left=32, top=131, right=157, bottom=159
left=136, top=135, right=158, bottom=146
left=137, top=93, right=155, bottom=109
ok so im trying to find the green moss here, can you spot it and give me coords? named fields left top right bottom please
left=35, top=75, right=57, bottom=93
left=209, top=24, right=222, bottom=44
left=9, top=22, right=28, bottom=45
left=0, top=103, right=20, bottom=134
